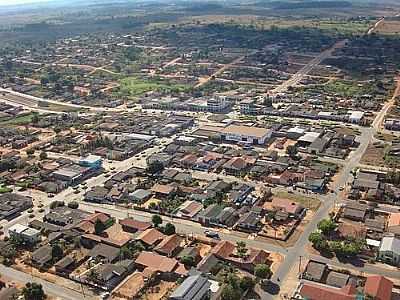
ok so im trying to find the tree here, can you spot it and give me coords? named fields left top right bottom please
left=146, top=161, right=164, bottom=175
left=236, top=241, right=248, bottom=259
left=39, top=151, right=48, bottom=160
left=286, top=145, right=298, bottom=159
left=317, top=219, right=337, bottom=236
left=180, top=255, right=195, bottom=267
left=163, top=222, right=175, bottom=235
left=221, top=284, right=241, bottom=300
left=94, top=219, right=105, bottom=234
left=152, top=214, right=162, bottom=228
left=26, top=148, right=35, bottom=156
left=239, top=276, right=255, bottom=291
left=254, top=264, right=272, bottom=280
left=22, top=282, right=46, bottom=300
left=51, top=244, right=63, bottom=261
left=119, top=246, right=134, bottom=260
left=67, top=201, right=79, bottom=209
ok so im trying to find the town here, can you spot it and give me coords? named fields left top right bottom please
left=0, top=0, right=400, bottom=300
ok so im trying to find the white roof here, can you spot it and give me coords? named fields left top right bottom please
left=9, top=224, right=28, bottom=234
left=288, top=126, right=305, bottom=134
left=127, top=133, right=156, bottom=141
left=318, top=111, right=333, bottom=117
left=380, top=235, right=400, bottom=254
left=298, top=132, right=321, bottom=143
left=349, top=111, right=364, bottom=120
left=366, top=239, right=381, bottom=247
left=80, top=155, right=102, bottom=164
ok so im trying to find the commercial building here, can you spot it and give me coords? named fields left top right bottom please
left=221, top=125, right=272, bottom=145
left=79, top=155, right=103, bottom=170
left=169, top=274, right=211, bottom=300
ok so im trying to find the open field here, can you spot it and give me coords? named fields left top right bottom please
left=274, top=191, right=321, bottom=211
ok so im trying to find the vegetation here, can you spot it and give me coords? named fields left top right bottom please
left=67, top=201, right=79, bottom=209
left=94, top=219, right=106, bottom=234
left=254, top=264, right=272, bottom=280
left=151, top=214, right=163, bottom=228
left=22, top=282, right=46, bottom=300
left=163, top=222, right=176, bottom=235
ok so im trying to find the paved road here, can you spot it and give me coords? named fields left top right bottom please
left=0, top=264, right=89, bottom=300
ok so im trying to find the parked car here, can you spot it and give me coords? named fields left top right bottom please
left=204, top=230, right=220, bottom=239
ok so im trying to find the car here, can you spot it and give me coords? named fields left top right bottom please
left=100, top=292, right=110, bottom=299
left=73, top=189, right=80, bottom=194
left=204, top=230, right=220, bottom=239
left=48, top=193, right=55, bottom=198
left=339, top=187, right=344, bottom=191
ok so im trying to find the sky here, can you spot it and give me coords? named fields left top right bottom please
left=0, top=0, right=49, bottom=6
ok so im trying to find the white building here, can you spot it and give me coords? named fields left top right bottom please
left=348, top=111, right=365, bottom=124
left=378, top=235, right=400, bottom=266
left=221, top=125, right=272, bottom=145
left=9, top=224, right=41, bottom=245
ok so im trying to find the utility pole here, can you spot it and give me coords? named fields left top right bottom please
left=298, top=255, right=302, bottom=276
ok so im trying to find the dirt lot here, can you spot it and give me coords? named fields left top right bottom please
left=112, top=272, right=145, bottom=299
left=360, top=142, right=388, bottom=167
left=375, top=20, right=400, bottom=35
left=274, top=191, right=321, bottom=211
left=140, top=280, right=176, bottom=300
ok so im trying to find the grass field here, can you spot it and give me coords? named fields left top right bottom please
left=117, top=77, right=190, bottom=98
left=0, top=113, right=37, bottom=126
left=275, top=191, right=321, bottom=211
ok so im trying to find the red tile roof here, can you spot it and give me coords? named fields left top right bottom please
left=119, top=218, right=152, bottom=232
left=299, top=282, right=357, bottom=300
left=135, top=251, right=178, bottom=273
left=364, top=275, right=393, bottom=300
left=154, top=234, right=183, bottom=256
left=136, top=228, right=165, bottom=246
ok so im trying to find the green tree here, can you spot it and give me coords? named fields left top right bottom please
left=26, top=148, right=35, bottom=156
left=180, top=255, right=195, bottom=267
left=22, top=282, right=46, bottom=300
left=67, top=201, right=79, bottom=209
left=94, top=219, right=105, bottom=234
left=152, top=214, right=162, bottom=228
left=317, top=219, right=337, bottom=236
left=119, top=246, right=134, bottom=260
left=146, top=161, right=164, bottom=175
left=163, top=223, right=176, bottom=235
left=51, top=244, right=63, bottom=261
left=286, top=145, right=298, bottom=159
left=254, top=264, right=272, bottom=280
left=239, top=276, right=255, bottom=291
left=31, top=114, right=40, bottom=124
left=39, top=151, right=48, bottom=160
left=236, top=241, right=248, bottom=259
left=221, top=284, right=241, bottom=300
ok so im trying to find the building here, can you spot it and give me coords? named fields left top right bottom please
left=378, top=235, right=400, bottom=266
left=221, top=125, right=272, bottom=145
left=8, top=224, right=41, bottom=245
left=348, top=111, right=364, bottom=124
left=169, top=274, right=211, bottom=300
left=364, top=275, right=393, bottom=300
left=79, top=155, right=103, bottom=170
left=207, top=96, right=230, bottom=112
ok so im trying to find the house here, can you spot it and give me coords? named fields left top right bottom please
left=212, top=241, right=269, bottom=272
left=91, top=260, right=134, bottom=290
left=387, top=212, right=400, bottom=235
left=8, top=224, right=41, bottom=245
left=342, top=201, right=368, bottom=222
left=223, top=157, right=247, bottom=175
left=169, top=274, right=211, bottom=300
left=177, top=247, right=201, bottom=264
left=235, top=212, right=260, bottom=232
left=352, top=178, right=380, bottom=191
left=119, top=218, right=152, bottom=233
left=154, top=234, right=183, bottom=257
left=84, top=186, right=109, bottom=203
left=197, top=254, right=221, bottom=274
left=135, top=251, right=178, bottom=273
left=378, top=235, right=400, bottom=266
left=79, top=155, right=102, bottom=170
left=151, top=184, right=176, bottom=198
left=75, top=212, right=113, bottom=234
left=32, top=245, right=53, bottom=267
left=130, top=189, right=152, bottom=203
left=221, top=125, right=272, bottom=145
left=265, top=198, right=304, bottom=218
left=197, top=204, right=224, bottom=227
left=54, top=256, right=76, bottom=275
left=88, top=243, right=120, bottom=263
left=177, top=200, right=204, bottom=219
left=326, top=271, right=350, bottom=288
left=136, top=228, right=165, bottom=248
left=298, top=282, right=358, bottom=300
left=364, top=275, right=393, bottom=300
left=302, top=261, right=327, bottom=282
